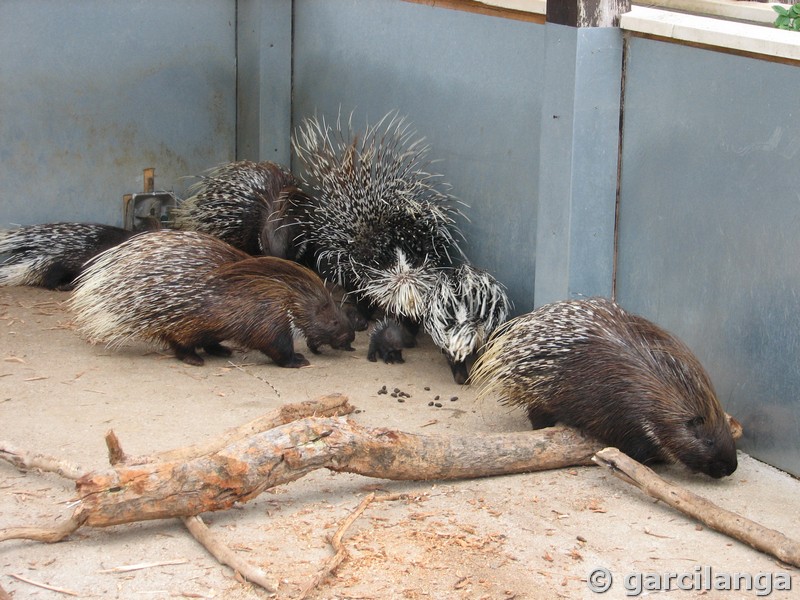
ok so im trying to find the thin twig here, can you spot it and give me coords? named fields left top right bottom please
left=8, top=573, right=79, bottom=596
left=97, top=558, right=189, bottom=573
left=182, top=515, right=278, bottom=595
left=300, top=492, right=412, bottom=599
left=227, top=360, right=281, bottom=398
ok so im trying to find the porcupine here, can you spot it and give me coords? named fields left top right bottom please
left=424, top=263, right=512, bottom=384
left=70, top=230, right=355, bottom=367
left=174, top=160, right=309, bottom=260
left=291, top=111, right=465, bottom=328
left=470, top=297, right=738, bottom=478
left=367, top=318, right=406, bottom=364
left=0, top=222, right=137, bottom=290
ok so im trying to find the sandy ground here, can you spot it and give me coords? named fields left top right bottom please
left=1, top=285, right=798, bottom=600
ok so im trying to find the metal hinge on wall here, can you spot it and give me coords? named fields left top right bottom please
left=122, top=167, right=178, bottom=231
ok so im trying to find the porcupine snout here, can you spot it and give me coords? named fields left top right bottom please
left=673, top=413, right=738, bottom=478
left=305, top=302, right=356, bottom=352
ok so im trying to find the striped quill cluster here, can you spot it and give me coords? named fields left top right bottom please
left=470, top=297, right=738, bottom=478
left=0, top=223, right=134, bottom=290
left=424, top=264, right=512, bottom=383
left=291, top=111, right=464, bottom=319
left=175, top=160, right=309, bottom=259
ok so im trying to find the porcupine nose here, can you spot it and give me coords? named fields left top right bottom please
left=707, top=446, right=738, bottom=478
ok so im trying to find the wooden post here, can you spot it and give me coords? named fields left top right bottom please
left=547, top=0, right=631, bottom=27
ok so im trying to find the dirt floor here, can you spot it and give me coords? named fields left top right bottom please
left=1, top=286, right=798, bottom=600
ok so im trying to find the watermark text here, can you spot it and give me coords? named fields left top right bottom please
left=587, top=566, right=792, bottom=596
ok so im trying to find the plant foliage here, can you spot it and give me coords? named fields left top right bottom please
left=773, top=3, right=800, bottom=31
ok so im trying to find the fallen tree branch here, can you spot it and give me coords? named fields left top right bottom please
left=0, top=394, right=353, bottom=478
left=0, top=417, right=599, bottom=543
left=593, top=447, right=800, bottom=568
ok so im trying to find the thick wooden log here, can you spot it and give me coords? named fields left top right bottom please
left=62, top=418, right=598, bottom=530
left=593, top=447, right=800, bottom=568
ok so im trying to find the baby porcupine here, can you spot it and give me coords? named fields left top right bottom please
left=367, top=317, right=417, bottom=364
left=70, top=230, right=355, bottom=367
left=174, top=160, right=309, bottom=260
left=470, top=297, right=738, bottom=478
left=0, top=222, right=137, bottom=290
left=367, top=318, right=407, bottom=364
left=291, top=111, right=464, bottom=324
left=424, top=263, right=512, bottom=384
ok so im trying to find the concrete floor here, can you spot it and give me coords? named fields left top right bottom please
left=0, top=286, right=798, bottom=599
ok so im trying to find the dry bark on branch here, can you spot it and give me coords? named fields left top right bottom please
left=111, top=393, right=355, bottom=466
left=593, top=447, right=800, bottom=568
left=0, top=417, right=599, bottom=543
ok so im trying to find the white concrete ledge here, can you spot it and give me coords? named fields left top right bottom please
left=476, top=0, right=547, bottom=15
left=621, top=5, right=800, bottom=61
left=641, top=0, right=787, bottom=26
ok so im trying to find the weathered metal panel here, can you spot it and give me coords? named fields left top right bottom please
left=617, top=36, right=800, bottom=476
left=534, top=24, right=622, bottom=308
left=236, top=0, right=293, bottom=164
left=291, top=0, right=545, bottom=314
left=0, top=0, right=236, bottom=227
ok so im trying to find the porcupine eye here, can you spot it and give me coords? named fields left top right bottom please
left=686, top=416, right=715, bottom=447
left=686, top=416, right=705, bottom=427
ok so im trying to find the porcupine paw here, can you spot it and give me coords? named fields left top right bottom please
left=383, top=350, right=404, bottom=364
left=526, top=406, right=558, bottom=430
left=279, top=353, right=310, bottom=368
left=173, top=347, right=205, bottom=366
left=203, top=342, right=233, bottom=358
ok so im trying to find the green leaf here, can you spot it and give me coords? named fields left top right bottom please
left=773, top=5, right=790, bottom=17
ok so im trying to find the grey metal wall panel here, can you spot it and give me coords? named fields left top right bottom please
left=535, top=25, right=622, bottom=308
left=237, top=0, right=293, bottom=164
left=617, top=37, right=800, bottom=476
left=291, top=0, right=544, bottom=314
left=0, top=0, right=236, bottom=227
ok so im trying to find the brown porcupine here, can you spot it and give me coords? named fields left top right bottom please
left=70, top=230, right=355, bottom=367
left=174, top=160, right=309, bottom=260
left=291, top=111, right=464, bottom=324
left=0, top=223, right=137, bottom=290
left=470, top=297, right=737, bottom=478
